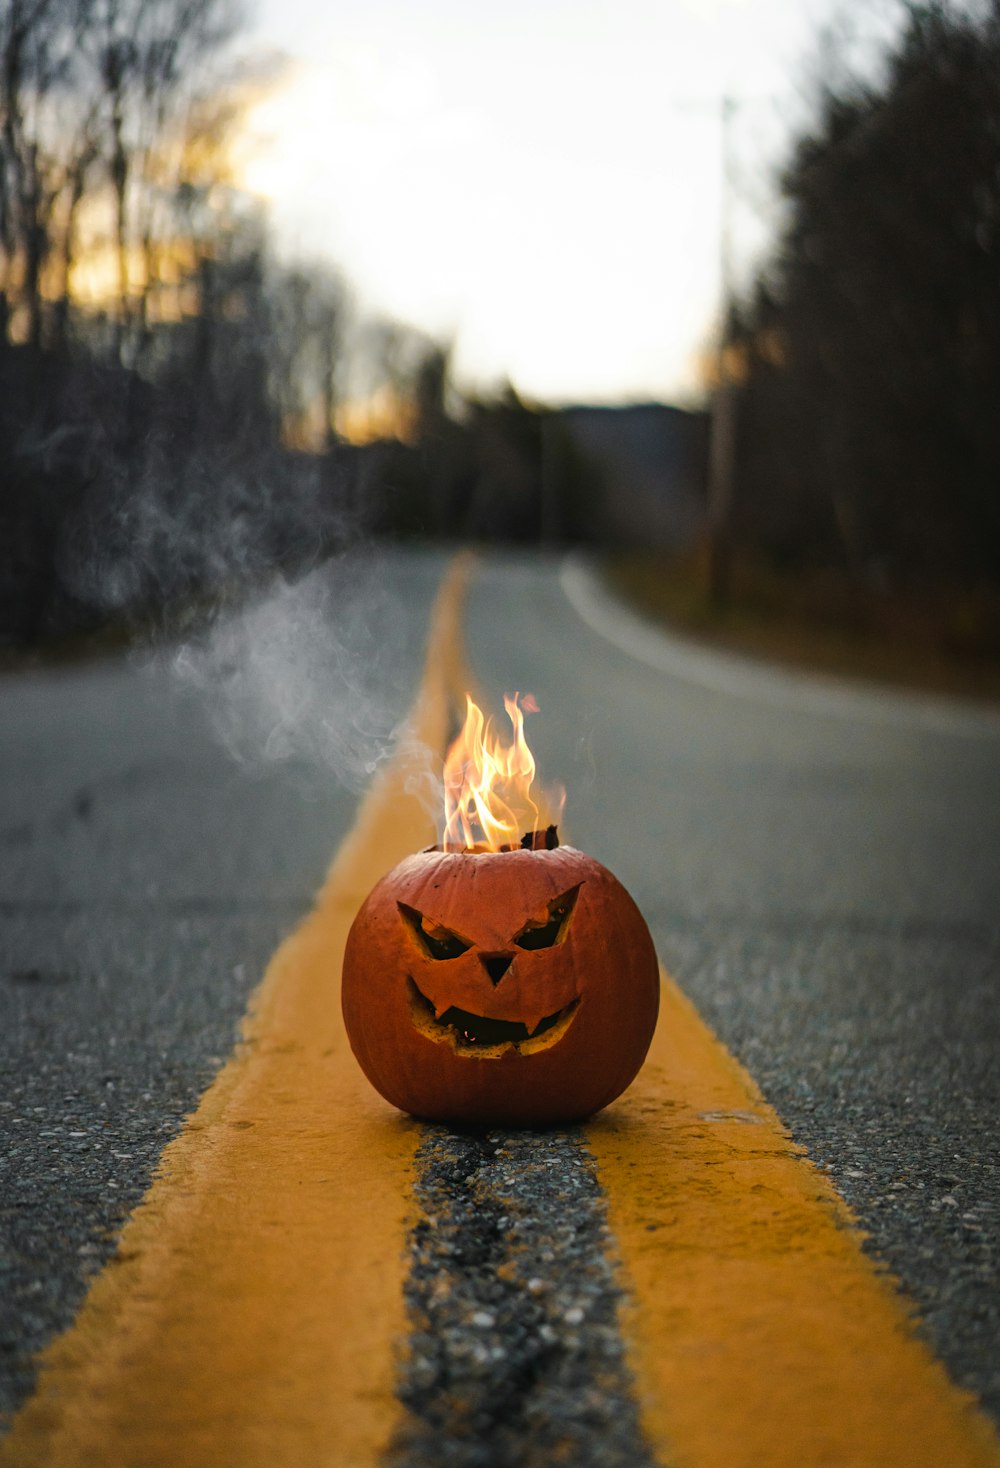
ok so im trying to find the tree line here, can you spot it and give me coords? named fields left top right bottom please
left=11, top=0, right=994, bottom=652
left=1, top=0, right=243, bottom=357
left=729, top=0, right=1000, bottom=614
left=0, top=0, right=346, bottom=642
left=1, top=0, right=610, bottom=648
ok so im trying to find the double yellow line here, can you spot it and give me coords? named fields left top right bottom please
left=3, top=557, right=998, bottom=1467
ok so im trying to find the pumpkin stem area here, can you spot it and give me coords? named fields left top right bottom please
left=519, top=824, right=560, bottom=851
left=436, top=825, right=561, bottom=856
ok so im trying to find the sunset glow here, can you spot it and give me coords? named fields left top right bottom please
left=240, top=0, right=833, bottom=404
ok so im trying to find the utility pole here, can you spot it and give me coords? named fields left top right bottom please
left=539, top=411, right=561, bottom=544
left=706, top=94, right=738, bottom=609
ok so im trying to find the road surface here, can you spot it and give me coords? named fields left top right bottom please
left=1, top=546, right=998, bottom=1461
left=468, top=553, right=1000, bottom=1419
left=0, top=550, right=448, bottom=1422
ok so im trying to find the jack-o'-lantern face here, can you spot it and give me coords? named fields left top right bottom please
left=400, top=882, right=583, bottom=1057
left=341, top=845, right=660, bottom=1127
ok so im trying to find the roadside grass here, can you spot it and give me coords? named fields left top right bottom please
left=0, top=565, right=308, bottom=675
left=0, top=604, right=213, bottom=674
left=607, top=551, right=1000, bottom=704
left=0, top=618, right=146, bottom=672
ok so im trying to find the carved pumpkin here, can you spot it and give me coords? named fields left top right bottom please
left=341, top=843, right=659, bottom=1126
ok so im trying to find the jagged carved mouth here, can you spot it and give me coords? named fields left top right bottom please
left=407, top=978, right=580, bottom=1058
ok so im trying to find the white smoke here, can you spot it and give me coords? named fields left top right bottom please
left=172, top=549, right=427, bottom=793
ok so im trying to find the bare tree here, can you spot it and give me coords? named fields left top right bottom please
left=0, top=0, right=239, bottom=356
left=84, top=0, right=241, bottom=359
left=266, top=263, right=349, bottom=451
left=0, top=0, right=99, bottom=348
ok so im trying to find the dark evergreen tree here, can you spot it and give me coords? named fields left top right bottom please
left=736, top=1, right=1000, bottom=585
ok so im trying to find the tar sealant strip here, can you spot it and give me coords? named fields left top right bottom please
left=387, top=1128, right=658, bottom=1468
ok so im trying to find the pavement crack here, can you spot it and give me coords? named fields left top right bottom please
left=388, top=1127, right=658, bottom=1468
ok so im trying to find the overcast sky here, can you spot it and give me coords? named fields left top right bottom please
left=238, top=0, right=863, bottom=404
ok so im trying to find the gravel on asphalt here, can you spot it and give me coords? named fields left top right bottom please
left=389, top=1127, right=658, bottom=1468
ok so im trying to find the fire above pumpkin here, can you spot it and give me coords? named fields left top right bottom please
left=442, top=691, right=564, bottom=853
left=341, top=693, right=659, bottom=1126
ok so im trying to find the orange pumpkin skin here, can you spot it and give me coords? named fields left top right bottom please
left=341, top=845, right=659, bottom=1126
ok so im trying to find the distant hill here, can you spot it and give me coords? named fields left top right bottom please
left=561, top=402, right=708, bottom=550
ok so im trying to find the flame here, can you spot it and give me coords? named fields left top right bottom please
left=442, top=693, right=563, bottom=852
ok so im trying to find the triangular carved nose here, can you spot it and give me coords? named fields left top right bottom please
left=481, top=952, right=514, bottom=986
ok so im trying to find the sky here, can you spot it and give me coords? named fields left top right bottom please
left=237, top=0, right=848, bottom=405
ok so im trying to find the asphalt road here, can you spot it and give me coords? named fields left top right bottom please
left=2, top=546, right=999, bottom=1437
left=0, top=548, right=448, bottom=1424
left=466, top=553, right=1000, bottom=1421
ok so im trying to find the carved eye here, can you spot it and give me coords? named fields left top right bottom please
left=399, top=903, right=472, bottom=961
left=513, top=886, right=581, bottom=951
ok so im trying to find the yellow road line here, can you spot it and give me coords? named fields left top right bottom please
left=0, top=557, right=472, bottom=1468
left=588, top=973, right=1000, bottom=1468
